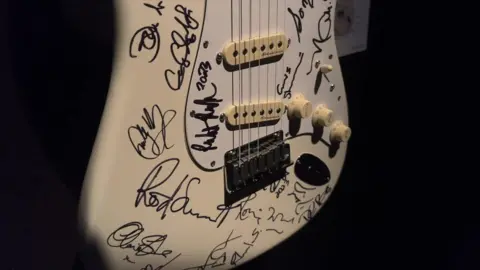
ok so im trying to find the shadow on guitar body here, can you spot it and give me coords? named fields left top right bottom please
left=288, top=119, right=340, bottom=158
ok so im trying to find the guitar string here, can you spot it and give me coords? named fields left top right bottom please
left=266, top=0, right=270, bottom=141
left=274, top=0, right=278, bottom=165
left=281, top=0, right=285, bottom=136
left=231, top=0, right=234, bottom=158
left=248, top=0, right=252, bottom=168
left=256, top=0, right=261, bottom=177
left=238, top=0, right=243, bottom=185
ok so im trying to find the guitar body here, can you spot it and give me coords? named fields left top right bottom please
left=80, top=0, right=351, bottom=269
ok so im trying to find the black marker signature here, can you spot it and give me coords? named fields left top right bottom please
left=293, top=185, right=332, bottom=223
left=287, top=181, right=316, bottom=203
left=165, top=4, right=199, bottom=91
left=196, top=61, right=212, bottom=91
left=263, top=173, right=290, bottom=198
left=235, top=197, right=262, bottom=225
left=128, top=105, right=176, bottom=160
left=129, top=23, right=161, bottom=63
left=288, top=0, right=314, bottom=43
left=140, top=254, right=182, bottom=270
left=182, top=230, right=242, bottom=270
left=144, top=1, right=165, bottom=16
left=267, top=207, right=295, bottom=224
left=307, top=5, right=333, bottom=76
left=190, top=83, right=222, bottom=152
left=106, top=222, right=173, bottom=257
left=135, top=158, right=258, bottom=228
left=230, top=228, right=259, bottom=266
left=123, top=255, right=135, bottom=264
left=183, top=228, right=263, bottom=270
left=266, top=228, right=284, bottom=234
left=276, top=52, right=304, bottom=99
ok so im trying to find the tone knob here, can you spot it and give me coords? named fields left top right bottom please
left=312, top=104, right=334, bottom=127
left=288, top=94, right=312, bottom=119
left=319, top=64, right=333, bottom=73
left=330, top=121, right=351, bottom=142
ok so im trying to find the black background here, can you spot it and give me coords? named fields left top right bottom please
left=1, top=0, right=474, bottom=269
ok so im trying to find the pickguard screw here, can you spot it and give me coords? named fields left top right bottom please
left=219, top=113, right=225, bottom=123
left=203, top=41, right=209, bottom=48
left=216, top=53, right=223, bottom=65
left=315, top=60, right=321, bottom=69
left=287, top=38, right=291, bottom=47
left=211, top=161, right=216, bottom=167
left=330, top=83, right=335, bottom=91
left=190, top=110, right=196, bottom=117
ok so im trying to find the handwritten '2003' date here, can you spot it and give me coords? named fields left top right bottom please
left=165, top=4, right=199, bottom=91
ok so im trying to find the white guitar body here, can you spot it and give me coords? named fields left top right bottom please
left=80, top=0, right=351, bottom=269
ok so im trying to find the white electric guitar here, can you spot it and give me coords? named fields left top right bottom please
left=80, top=0, right=351, bottom=269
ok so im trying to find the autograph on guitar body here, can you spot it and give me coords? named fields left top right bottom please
left=80, top=0, right=352, bottom=269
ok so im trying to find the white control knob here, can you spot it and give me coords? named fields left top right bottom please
left=330, top=121, right=351, bottom=142
left=288, top=93, right=312, bottom=119
left=312, top=104, right=334, bottom=127
left=319, top=64, right=333, bottom=73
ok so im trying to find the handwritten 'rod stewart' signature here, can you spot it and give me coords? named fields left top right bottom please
left=134, top=158, right=259, bottom=228
left=165, top=4, right=199, bottom=91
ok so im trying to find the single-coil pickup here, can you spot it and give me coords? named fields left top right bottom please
left=222, top=34, right=288, bottom=67
left=225, top=101, right=285, bottom=127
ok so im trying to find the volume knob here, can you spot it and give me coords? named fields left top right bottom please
left=288, top=94, right=312, bottom=119
left=319, top=64, right=333, bottom=73
left=330, top=121, right=351, bottom=142
left=312, top=104, right=334, bottom=127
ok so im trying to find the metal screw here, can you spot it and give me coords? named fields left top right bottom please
left=287, top=38, right=291, bottom=47
left=203, top=41, right=209, bottom=48
left=216, top=53, right=223, bottom=64
left=315, top=60, right=321, bottom=69
left=329, top=83, right=335, bottom=92
left=219, top=113, right=225, bottom=123
left=190, top=110, right=196, bottom=117
left=210, top=161, right=215, bottom=167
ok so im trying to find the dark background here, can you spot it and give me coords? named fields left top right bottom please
left=1, top=0, right=473, bottom=269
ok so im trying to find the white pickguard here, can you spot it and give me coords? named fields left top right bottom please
left=79, top=0, right=350, bottom=269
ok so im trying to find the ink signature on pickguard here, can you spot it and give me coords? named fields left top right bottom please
left=276, top=52, right=304, bottom=99
left=288, top=0, right=314, bottom=43
left=190, top=61, right=222, bottom=153
left=307, top=4, right=334, bottom=92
